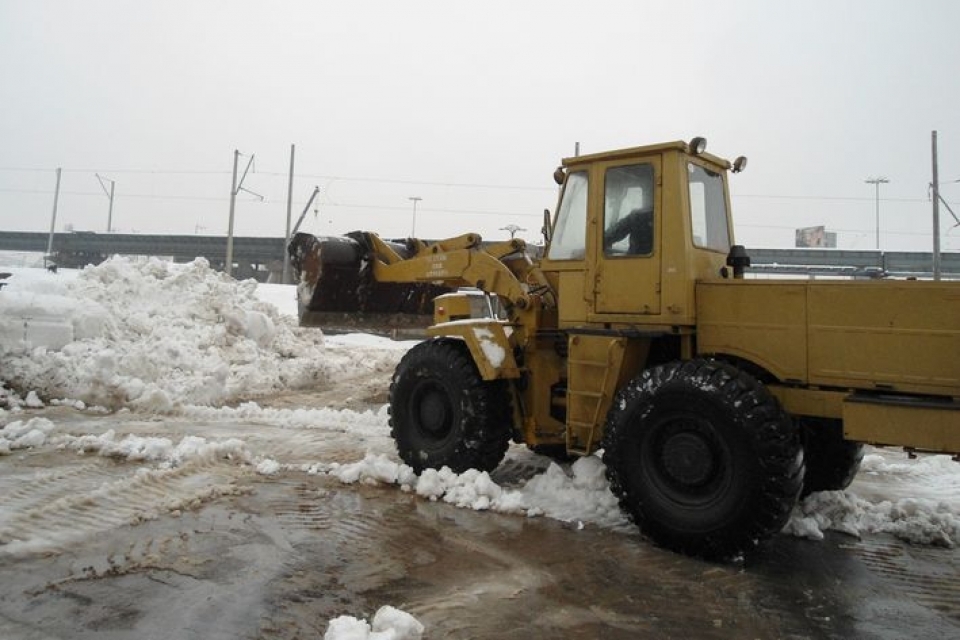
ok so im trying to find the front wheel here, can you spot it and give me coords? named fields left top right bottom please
left=389, top=338, right=512, bottom=473
left=601, top=359, right=804, bottom=560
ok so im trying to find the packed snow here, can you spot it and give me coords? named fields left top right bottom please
left=1, top=256, right=959, bottom=572
left=323, top=605, right=424, bottom=640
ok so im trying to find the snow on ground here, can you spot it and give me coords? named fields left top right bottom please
left=324, top=605, right=424, bottom=640
left=1, top=256, right=959, bottom=558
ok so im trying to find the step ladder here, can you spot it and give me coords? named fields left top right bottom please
left=565, top=337, right=625, bottom=456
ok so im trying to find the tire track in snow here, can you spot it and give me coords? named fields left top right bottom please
left=0, top=460, right=120, bottom=515
left=0, top=455, right=251, bottom=557
left=855, top=540, right=960, bottom=623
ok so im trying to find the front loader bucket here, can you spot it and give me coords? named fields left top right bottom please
left=287, top=232, right=452, bottom=335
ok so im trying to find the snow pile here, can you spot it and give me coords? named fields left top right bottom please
left=784, top=490, right=960, bottom=547
left=256, top=458, right=282, bottom=475
left=326, top=449, right=957, bottom=546
left=0, top=417, right=56, bottom=453
left=181, top=402, right=392, bottom=437
left=0, top=265, right=105, bottom=351
left=324, top=606, right=424, bottom=640
left=0, top=257, right=352, bottom=409
left=785, top=451, right=960, bottom=546
left=321, top=452, right=629, bottom=529
left=60, top=429, right=252, bottom=467
left=0, top=413, right=254, bottom=469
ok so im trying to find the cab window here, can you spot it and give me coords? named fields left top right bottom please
left=547, top=171, right=588, bottom=260
left=603, top=164, right=654, bottom=256
left=688, top=163, right=731, bottom=253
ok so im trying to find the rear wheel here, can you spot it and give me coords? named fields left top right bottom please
left=389, top=338, right=512, bottom=473
left=601, top=359, right=804, bottom=560
left=800, top=418, right=864, bottom=496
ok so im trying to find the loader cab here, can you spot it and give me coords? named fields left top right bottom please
left=541, top=139, right=735, bottom=329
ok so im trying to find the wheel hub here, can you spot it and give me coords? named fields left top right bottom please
left=661, top=431, right=716, bottom=487
left=416, top=387, right=451, bottom=436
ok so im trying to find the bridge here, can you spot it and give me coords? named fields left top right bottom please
left=0, top=230, right=958, bottom=281
left=0, top=231, right=285, bottom=281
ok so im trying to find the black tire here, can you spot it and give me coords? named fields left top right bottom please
left=601, top=359, right=804, bottom=560
left=800, top=418, right=864, bottom=497
left=389, top=338, right=512, bottom=474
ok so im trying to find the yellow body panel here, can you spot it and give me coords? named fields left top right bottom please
left=697, top=282, right=808, bottom=382
left=806, top=282, right=960, bottom=395
left=698, top=280, right=960, bottom=397
left=843, top=398, right=960, bottom=453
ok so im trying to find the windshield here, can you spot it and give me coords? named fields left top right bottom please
left=688, top=163, right=731, bottom=253
left=547, top=171, right=588, bottom=260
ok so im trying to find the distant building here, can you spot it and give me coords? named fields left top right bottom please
left=796, top=226, right=837, bottom=248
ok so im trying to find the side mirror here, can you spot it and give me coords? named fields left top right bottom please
left=542, top=209, right=552, bottom=244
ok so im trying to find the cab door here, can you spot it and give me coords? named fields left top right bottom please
left=594, top=158, right=661, bottom=315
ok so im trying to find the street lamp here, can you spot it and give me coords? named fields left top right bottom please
left=499, top=224, right=526, bottom=239
left=408, top=196, right=422, bottom=236
left=864, top=177, right=889, bottom=250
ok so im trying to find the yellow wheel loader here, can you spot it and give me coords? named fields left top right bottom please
left=289, top=138, right=960, bottom=559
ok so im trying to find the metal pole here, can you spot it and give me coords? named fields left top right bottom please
left=864, top=177, right=889, bottom=250
left=46, top=168, right=62, bottom=257
left=107, top=181, right=115, bottom=232
left=932, top=131, right=941, bottom=280
left=409, top=196, right=422, bottom=236
left=290, top=186, right=320, bottom=238
left=282, top=144, right=295, bottom=284
left=874, top=181, right=880, bottom=249
left=226, top=149, right=239, bottom=276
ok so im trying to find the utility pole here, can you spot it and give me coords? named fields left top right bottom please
left=226, top=150, right=239, bottom=275
left=864, top=176, right=889, bottom=250
left=46, top=168, right=62, bottom=258
left=96, top=173, right=116, bottom=232
left=408, top=196, right=422, bottom=236
left=932, top=131, right=941, bottom=280
left=225, top=150, right=260, bottom=277
left=283, top=144, right=296, bottom=284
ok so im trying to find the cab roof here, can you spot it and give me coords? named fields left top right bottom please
left=562, top=140, right=731, bottom=170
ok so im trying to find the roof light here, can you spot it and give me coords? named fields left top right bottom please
left=732, top=156, right=748, bottom=173
left=689, top=137, right=707, bottom=155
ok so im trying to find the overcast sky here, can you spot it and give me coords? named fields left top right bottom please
left=2, top=0, right=959, bottom=251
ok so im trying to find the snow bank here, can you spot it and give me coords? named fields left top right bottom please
left=785, top=451, right=960, bottom=547
left=784, top=490, right=960, bottom=547
left=320, top=452, right=629, bottom=530
left=59, top=429, right=252, bottom=467
left=0, top=257, right=403, bottom=409
left=324, top=606, right=424, bottom=640
left=0, top=412, right=254, bottom=469
left=0, top=417, right=56, bottom=454
left=180, top=401, right=391, bottom=436
left=322, top=449, right=958, bottom=548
